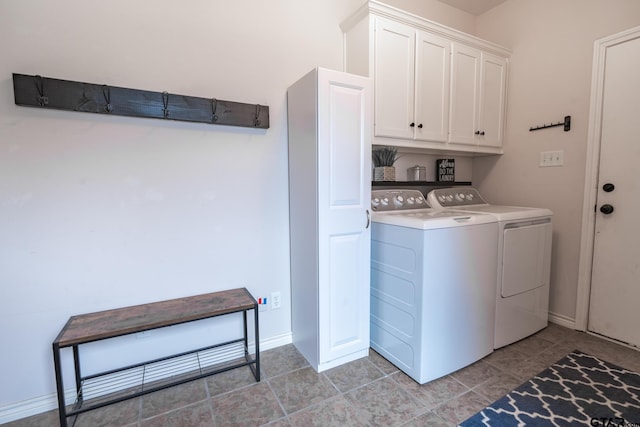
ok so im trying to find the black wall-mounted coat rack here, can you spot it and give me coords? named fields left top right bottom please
left=12, top=73, right=269, bottom=129
left=529, top=115, right=571, bottom=132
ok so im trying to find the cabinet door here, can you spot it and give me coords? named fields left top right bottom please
left=414, top=32, right=450, bottom=142
left=479, top=53, right=507, bottom=148
left=374, top=17, right=415, bottom=139
left=316, top=69, right=371, bottom=365
left=449, top=44, right=481, bottom=145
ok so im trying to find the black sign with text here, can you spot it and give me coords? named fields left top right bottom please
left=437, top=159, right=455, bottom=182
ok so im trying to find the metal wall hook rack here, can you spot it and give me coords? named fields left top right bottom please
left=12, top=73, right=269, bottom=129
left=529, top=115, right=571, bottom=132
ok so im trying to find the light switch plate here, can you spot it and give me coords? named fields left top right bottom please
left=540, top=150, right=564, bottom=167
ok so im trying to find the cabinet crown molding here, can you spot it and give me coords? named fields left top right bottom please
left=340, top=0, right=511, bottom=58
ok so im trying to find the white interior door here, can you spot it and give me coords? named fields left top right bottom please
left=588, top=32, right=640, bottom=348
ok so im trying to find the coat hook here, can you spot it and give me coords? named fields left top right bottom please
left=530, top=115, right=571, bottom=132
left=34, top=75, right=48, bottom=106
left=162, top=91, right=169, bottom=118
left=254, top=104, right=261, bottom=127
left=211, top=98, right=218, bottom=122
left=102, top=85, right=113, bottom=113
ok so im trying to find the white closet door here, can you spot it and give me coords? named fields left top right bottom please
left=317, top=69, right=372, bottom=364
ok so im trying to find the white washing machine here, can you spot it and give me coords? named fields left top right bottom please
left=370, top=189, right=498, bottom=384
left=427, top=187, right=553, bottom=349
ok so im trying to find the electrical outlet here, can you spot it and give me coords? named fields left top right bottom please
left=258, top=297, right=268, bottom=312
left=270, top=292, right=281, bottom=310
left=540, top=150, right=564, bottom=167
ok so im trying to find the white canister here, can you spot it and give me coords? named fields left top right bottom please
left=407, top=165, right=426, bottom=181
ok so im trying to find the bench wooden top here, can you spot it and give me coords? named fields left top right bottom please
left=54, top=288, right=256, bottom=347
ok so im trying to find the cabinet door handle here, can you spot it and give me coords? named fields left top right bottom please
left=417, top=124, right=423, bottom=128
left=366, top=210, right=370, bottom=229
left=474, top=130, right=485, bottom=135
left=410, top=122, right=415, bottom=127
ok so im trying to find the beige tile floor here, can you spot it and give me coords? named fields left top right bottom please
left=4, top=323, right=640, bottom=427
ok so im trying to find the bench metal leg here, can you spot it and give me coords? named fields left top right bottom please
left=254, top=305, right=260, bottom=381
left=53, top=343, right=67, bottom=427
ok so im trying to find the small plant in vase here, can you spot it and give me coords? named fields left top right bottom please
left=372, top=147, right=398, bottom=181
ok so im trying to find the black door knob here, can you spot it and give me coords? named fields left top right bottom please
left=600, top=204, right=614, bottom=215
left=603, top=183, right=615, bottom=192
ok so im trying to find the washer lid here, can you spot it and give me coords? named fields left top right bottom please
left=427, top=187, right=553, bottom=221
left=372, top=209, right=497, bottom=230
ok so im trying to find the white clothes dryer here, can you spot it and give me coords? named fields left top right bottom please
left=370, top=189, right=498, bottom=384
left=427, top=187, right=553, bottom=349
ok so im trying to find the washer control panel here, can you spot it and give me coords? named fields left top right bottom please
left=371, top=189, right=427, bottom=211
left=427, top=187, right=487, bottom=208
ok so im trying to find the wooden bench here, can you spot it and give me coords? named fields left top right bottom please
left=52, top=287, right=259, bottom=427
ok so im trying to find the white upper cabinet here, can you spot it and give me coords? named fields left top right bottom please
left=479, top=52, right=508, bottom=148
left=374, top=17, right=416, bottom=139
left=415, top=32, right=451, bottom=143
left=449, top=44, right=507, bottom=148
left=374, top=17, right=450, bottom=142
left=342, top=1, right=510, bottom=155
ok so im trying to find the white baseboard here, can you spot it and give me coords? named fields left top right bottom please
left=549, top=311, right=577, bottom=330
left=257, top=331, right=293, bottom=352
left=0, top=392, right=66, bottom=426
left=0, top=332, right=293, bottom=424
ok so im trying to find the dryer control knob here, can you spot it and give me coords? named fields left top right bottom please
left=371, top=198, right=380, bottom=207
left=381, top=197, right=389, bottom=206
left=407, top=197, right=415, bottom=204
left=416, top=197, right=425, bottom=204
left=394, top=196, right=405, bottom=206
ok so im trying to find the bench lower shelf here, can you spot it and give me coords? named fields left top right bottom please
left=69, top=339, right=257, bottom=418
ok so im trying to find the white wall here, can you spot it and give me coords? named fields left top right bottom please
left=0, top=0, right=367, bottom=419
left=384, top=0, right=475, bottom=34
left=473, top=0, right=640, bottom=322
left=8, top=0, right=620, bottom=420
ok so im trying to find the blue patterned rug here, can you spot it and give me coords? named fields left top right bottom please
left=459, top=350, right=640, bottom=426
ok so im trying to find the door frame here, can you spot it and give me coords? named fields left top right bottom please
left=576, top=25, right=640, bottom=331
